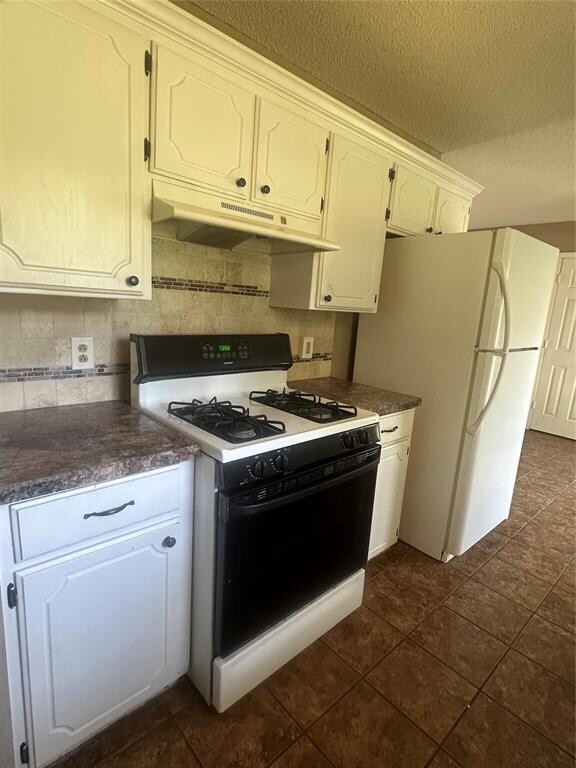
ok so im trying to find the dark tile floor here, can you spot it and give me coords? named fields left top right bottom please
left=53, top=429, right=575, bottom=768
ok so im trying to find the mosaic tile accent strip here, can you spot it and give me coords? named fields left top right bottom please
left=0, top=363, right=129, bottom=384
left=152, top=276, right=269, bottom=297
left=293, top=353, right=332, bottom=363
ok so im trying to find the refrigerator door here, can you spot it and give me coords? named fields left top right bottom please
left=478, top=229, right=559, bottom=351
left=447, top=349, right=540, bottom=556
left=355, top=230, right=494, bottom=560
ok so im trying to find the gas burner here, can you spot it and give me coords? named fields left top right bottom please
left=250, top=389, right=358, bottom=424
left=168, top=397, right=286, bottom=443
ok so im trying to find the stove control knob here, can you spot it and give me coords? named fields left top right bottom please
left=250, top=459, right=265, bottom=479
left=341, top=432, right=356, bottom=449
left=358, top=430, right=370, bottom=445
left=271, top=453, right=289, bottom=473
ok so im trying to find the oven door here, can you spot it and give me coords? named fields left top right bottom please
left=214, top=447, right=380, bottom=657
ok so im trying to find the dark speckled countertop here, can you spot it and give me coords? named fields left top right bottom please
left=0, top=400, right=200, bottom=505
left=289, top=377, right=422, bottom=416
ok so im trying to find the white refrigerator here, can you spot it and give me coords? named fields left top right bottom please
left=354, top=228, right=558, bottom=561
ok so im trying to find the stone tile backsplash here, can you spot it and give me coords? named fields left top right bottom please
left=0, top=236, right=335, bottom=412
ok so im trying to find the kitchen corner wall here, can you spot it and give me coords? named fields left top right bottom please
left=0, top=235, right=336, bottom=412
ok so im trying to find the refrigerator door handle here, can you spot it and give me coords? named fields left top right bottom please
left=466, top=351, right=508, bottom=435
left=467, top=263, right=511, bottom=436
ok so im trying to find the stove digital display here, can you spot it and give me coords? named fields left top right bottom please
left=218, top=344, right=232, bottom=352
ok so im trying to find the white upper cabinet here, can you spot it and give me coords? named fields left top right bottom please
left=433, top=188, right=471, bottom=234
left=388, top=164, right=437, bottom=235
left=269, top=134, right=392, bottom=313
left=0, top=1, right=150, bottom=298
left=152, top=44, right=255, bottom=198
left=388, top=163, right=472, bottom=237
left=317, top=136, right=393, bottom=311
left=253, top=99, right=329, bottom=219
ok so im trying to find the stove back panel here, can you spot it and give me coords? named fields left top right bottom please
left=131, top=333, right=292, bottom=383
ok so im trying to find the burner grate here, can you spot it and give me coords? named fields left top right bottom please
left=249, top=389, right=357, bottom=424
left=168, top=397, right=286, bottom=443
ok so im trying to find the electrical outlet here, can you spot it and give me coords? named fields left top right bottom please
left=71, top=337, right=94, bottom=370
left=301, top=337, right=314, bottom=360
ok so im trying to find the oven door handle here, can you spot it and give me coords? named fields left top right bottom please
left=227, top=457, right=380, bottom=518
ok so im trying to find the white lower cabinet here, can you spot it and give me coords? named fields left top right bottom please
left=18, top=521, right=185, bottom=767
left=0, top=463, right=193, bottom=768
left=368, top=411, right=414, bottom=559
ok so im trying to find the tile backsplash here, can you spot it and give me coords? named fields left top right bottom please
left=0, top=235, right=336, bottom=412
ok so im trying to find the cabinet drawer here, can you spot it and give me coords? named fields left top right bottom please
left=11, top=466, right=181, bottom=561
left=379, top=409, right=414, bottom=446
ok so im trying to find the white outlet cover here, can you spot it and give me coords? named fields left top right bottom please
left=71, top=336, right=94, bottom=370
left=301, top=337, right=314, bottom=360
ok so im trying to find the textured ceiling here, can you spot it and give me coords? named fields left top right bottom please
left=173, top=0, right=575, bottom=154
left=442, top=118, right=576, bottom=228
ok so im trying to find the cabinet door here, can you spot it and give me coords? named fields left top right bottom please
left=434, top=188, right=471, bottom=234
left=368, top=439, right=410, bottom=559
left=17, top=521, right=188, bottom=768
left=317, top=136, right=392, bottom=311
left=153, top=44, right=255, bottom=198
left=389, top=165, right=437, bottom=235
left=0, top=1, right=150, bottom=298
left=253, top=98, right=329, bottom=218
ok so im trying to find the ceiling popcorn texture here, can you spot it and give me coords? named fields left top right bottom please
left=174, top=0, right=575, bottom=155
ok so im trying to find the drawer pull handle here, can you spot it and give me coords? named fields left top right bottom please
left=83, top=500, right=135, bottom=520
left=381, top=425, right=399, bottom=433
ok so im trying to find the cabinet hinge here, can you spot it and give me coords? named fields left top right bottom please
left=320, top=196, right=325, bottom=213
left=385, top=207, right=391, bottom=221
left=7, top=583, right=17, bottom=609
left=144, top=137, right=151, bottom=162
left=325, top=137, right=330, bottom=154
left=20, top=742, right=29, bottom=764
left=144, top=49, right=152, bottom=76
left=388, top=167, right=396, bottom=182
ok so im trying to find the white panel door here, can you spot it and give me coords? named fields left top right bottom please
left=152, top=44, right=255, bottom=198
left=449, top=350, right=540, bottom=556
left=18, top=521, right=187, bottom=768
left=317, top=136, right=392, bottom=311
left=0, top=1, right=150, bottom=298
left=531, top=254, right=576, bottom=439
left=434, top=188, right=470, bottom=234
left=368, top=439, right=410, bottom=559
left=253, top=99, right=329, bottom=218
left=388, top=164, right=437, bottom=235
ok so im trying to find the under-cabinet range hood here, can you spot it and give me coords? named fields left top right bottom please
left=152, top=179, right=339, bottom=254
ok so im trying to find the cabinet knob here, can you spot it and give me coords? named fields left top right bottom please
left=323, top=294, right=333, bottom=302
left=126, top=275, right=140, bottom=286
left=162, top=536, right=177, bottom=548
left=236, top=177, right=247, bottom=188
left=436, top=231, right=443, bottom=235
left=260, top=184, right=271, bottom=194
left=426, top=227, right=434, bottom=233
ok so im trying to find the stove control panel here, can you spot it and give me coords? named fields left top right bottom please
left=220, top=423, right=380, bottom=491
left=201, top=340, right=250, bottom=361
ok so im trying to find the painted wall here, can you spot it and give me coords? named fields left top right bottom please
left=0, top=235, right=336, bottom=412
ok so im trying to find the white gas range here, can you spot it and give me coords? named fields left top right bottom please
left=130, top=333, right=381, bottom=711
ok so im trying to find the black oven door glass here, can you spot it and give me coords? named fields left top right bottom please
left=214, top=454, right=378, bottom=657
